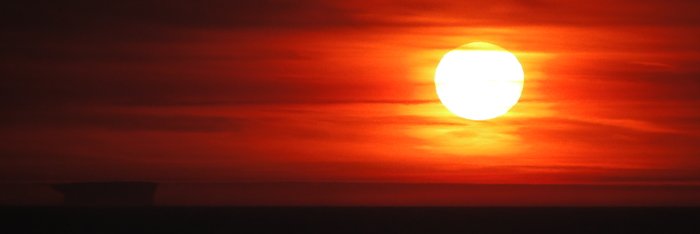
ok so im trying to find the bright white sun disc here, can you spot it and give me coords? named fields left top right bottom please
left=435, top=42, right=524, bottom=121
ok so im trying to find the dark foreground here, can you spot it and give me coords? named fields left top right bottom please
left=3, top=207, right=700, bottom=233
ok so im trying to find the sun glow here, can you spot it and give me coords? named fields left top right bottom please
left=435, top=42, right=524, bottom=121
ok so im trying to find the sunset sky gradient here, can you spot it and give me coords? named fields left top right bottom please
left=3, top=1, right=700, bottom=204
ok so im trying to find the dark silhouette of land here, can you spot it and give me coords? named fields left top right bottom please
left=3, top=207, right=700, bottom=233
left=52, top=182, right=157, bottom=206
left=1, top=182, right=699, bottom=232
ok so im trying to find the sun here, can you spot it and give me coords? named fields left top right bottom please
left=435, top=42, right=524, bottom=121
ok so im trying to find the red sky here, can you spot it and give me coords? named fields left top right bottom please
left=2, top=1, right=700, bottom=204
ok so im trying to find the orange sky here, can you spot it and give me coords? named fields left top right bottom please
left=2, top=0, right=700, bottom=190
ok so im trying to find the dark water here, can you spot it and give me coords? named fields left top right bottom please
left=3, top=207, right=700, bottom=233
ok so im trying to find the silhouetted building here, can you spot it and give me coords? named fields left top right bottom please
left=53, top=181, right=158, bottom=206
